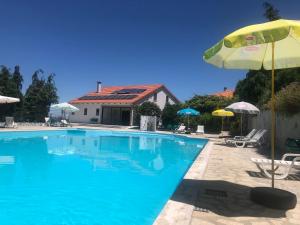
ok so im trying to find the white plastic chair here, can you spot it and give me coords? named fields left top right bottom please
left=4, top=117, right=17, bottom=128
left=196, top=125, right=204, bottom=135
left=251, top=154, right=300, bottom=179
left=45, top=117, right=50, bottom=126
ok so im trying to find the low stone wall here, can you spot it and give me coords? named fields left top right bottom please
left=248, top=110, right=300, bottom=153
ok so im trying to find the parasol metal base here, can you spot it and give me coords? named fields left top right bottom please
left=250, top=187, right=297, bottom=210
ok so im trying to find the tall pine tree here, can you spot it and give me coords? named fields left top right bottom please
left=0, top=66, right=24, bottom=121
left=12, top=66, right=24, bottom=120
left=24, top=70, right=58, bottom=122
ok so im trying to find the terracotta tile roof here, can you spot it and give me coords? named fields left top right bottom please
left=212, top=89, right=234, bottom=98
left=69, top=84, right=166, bottom=104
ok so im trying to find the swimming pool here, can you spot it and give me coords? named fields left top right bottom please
left=0, top=129, right=207, bottom=225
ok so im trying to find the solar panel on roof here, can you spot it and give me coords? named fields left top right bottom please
left=78, top=94, right=138, bottom=100
left=112, top=88, right=146, bottom=94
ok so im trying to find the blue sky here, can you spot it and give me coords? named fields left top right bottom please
left=0, top=0, right=299, bottom=102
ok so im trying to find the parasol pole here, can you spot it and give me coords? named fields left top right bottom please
left=240, top=113, right=243, bottom=135
left=271, top=42, right=275, bottom=188
left=221, top=117, right=223, bottom=132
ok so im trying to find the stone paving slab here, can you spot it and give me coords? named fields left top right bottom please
left=155, top=136, right=300, bottom=225
left=190, top=138, right=300, bottom=225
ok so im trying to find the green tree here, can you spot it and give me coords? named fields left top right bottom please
left=272, top=82, right=300, bottom=115
left=0, top=66, right=24, bottom=121
left=24, top=70, right=58, bottom=122
left=184, top=95, right=235, bottom=113
left=181, top=95, right=236, bottom=132
left=12, top=66, right=24, bottom=120
left=235, top=68, right=300, bottom=107
left=137, top=102, right=161, bottom=117
left=263, top=2, right=281, bottom=21
left=235, top=70, right=270, bottom=106
left=161, top=103, right=181, bottom=128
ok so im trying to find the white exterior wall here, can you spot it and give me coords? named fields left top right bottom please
left=248, top=111, right=300, bottom=153
left=69, top=103, right=102, bottom=123
left=145, top=90, right=175, bottom=110
left=69, top=89, right=177, bottom=124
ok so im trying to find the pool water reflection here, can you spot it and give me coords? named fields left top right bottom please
left=0, top=129, right=207, bottom=225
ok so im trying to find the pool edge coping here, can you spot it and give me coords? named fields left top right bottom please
left=153, top=140, right=213, bottom=225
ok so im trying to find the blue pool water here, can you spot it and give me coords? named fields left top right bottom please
left=0, top=129, right=207, bottom=225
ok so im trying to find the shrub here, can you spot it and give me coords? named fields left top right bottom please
left=136, top=102, right=161, bottom=117
left=268, top=82, right=300, bottom=115
left=161, top=103, right=181, bottom=129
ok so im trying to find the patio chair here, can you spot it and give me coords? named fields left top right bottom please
left=61, top=119, right=71, bottom=127
left=4, top=117, right=17, bottom=128
left=234, top=129, right=267, bottom=148
left=173, top=124, right=186, bottom=134
left=196, top=125, right=204, bottom=135
left=225, top=129, right=257, bottom=145
left=251, top=154, right=300, bottom=179
left=45, top=117, right=50, bottom=126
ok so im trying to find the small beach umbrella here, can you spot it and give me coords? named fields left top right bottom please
left=0, top=95, right=20, bottom=104
left=225, top=101, right=259, bottom=135
left=212, top=109, right=234, bottom=132
left=177, top=108, right=200, bottom=130
left=203, top=19, right=300, bottom=188
left=0, top=95, right=20, bottom=120
left=50, top=102, right=79, bottom=119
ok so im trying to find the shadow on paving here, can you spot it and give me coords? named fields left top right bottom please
left=213, top=141, right=285, bottom=159
left=246, top=170, right=300, bottom=181
left=171, top=179, right=289, bottom=218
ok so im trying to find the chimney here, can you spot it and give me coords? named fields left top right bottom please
left=97, top=81, right=102, bottom=93
left=223, top=87, right=227, bottom=91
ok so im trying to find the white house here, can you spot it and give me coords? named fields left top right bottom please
left=69, top=82, right=180, bottom=126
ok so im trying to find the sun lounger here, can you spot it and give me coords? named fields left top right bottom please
left=233, top=129, right=267, bottom=148
left=173, top=125, right=186, bottom=134
left=196, top=125, right=204, bottom=135
left=225, top=129, right=257, bottom=145
left=4, top=117, right=17, bottom=128
left=61, top=119, right=72, bottom=127
left=251, top=154, right=300, bottom=179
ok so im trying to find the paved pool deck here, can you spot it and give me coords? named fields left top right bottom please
left=1, top=125, right=299, bottom=224
left=155, top=135, right=300, bottom=225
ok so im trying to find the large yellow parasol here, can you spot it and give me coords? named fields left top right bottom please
left=204, top=19, right=300, bottom=188
left=212, top=109, right=234, bottom=134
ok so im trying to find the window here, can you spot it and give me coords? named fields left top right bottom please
left=71, top=112, right=75, bottom=115
left=166, top=96, right=169, bottom=104
left=84, top=108, right=88, bottom=115
left=96, top=108, right=100, bottom=116
left=154, top=93, right=157, bottom=102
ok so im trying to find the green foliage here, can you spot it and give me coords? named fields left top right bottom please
left=136, top=102, right=161, bottom=117
left=176, top=95, right=236, bottom=133
left=235, top=70, right=270, bottom=106
left=184, top=113, right=222, bottom=133
left=263, top=2, right=281, bottom=21
left=24, top=70, right=59, bottom=122
left=0, top=66, right=24, bottom=121
left=184, top=95, right=235, bottom=113
left=235, top=68, right=300, bottom=107
left=161, top=103, right=181, bottom=128
left=272, top=82, right=300, bottom=115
